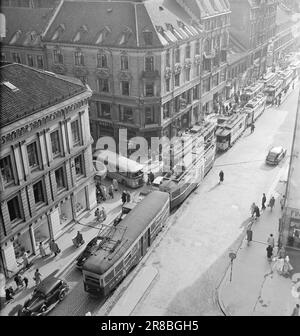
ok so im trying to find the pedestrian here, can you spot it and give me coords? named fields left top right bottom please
left=266, top=244, right=273, bottom=261
left=33, top=269, right=42, bottom=286
left=268, top=196, right=275, bottom=211
left=282, top=255, right=293, bottom=276
left=267, top=234, right=275, bottom=248
left=49, top=239, right=60, bottom=257
left=254, top=205, right=260, bottom=218
left=292, top=82, right=295, bottom=90
left=218, top=170, right=224, bottom=184
left=280, top=195, right=285, bottom=211
left=22, top=251, right=29, bottom=269
left=261, top=193, right=267, bottom=210
left=251, top=202, right=256, bottom=217
left=126, top=191, right=131, bottom=203
left=14, top=274, right=23, bottom=289
left=39, top=241, right=47, bottom=258
left=108, top=184, right=114, bottom=199
left=112, top=178, right=118, bottom=192
left=100, top=185, right=107, bottom=201
left=278, top=246, right=285, bottom=259
left=5, top=288, right=14, bottom=302
left=148, top=171, right=154, bottom=185
left=291, top=304, right=299, bottom=316
left=250, top=123, right=255, bottom=133
left=23, top=276, right=28, bottom=288
left=121, top=191, right=127, bottom=205
left=278, top=93, right=282, bottom=106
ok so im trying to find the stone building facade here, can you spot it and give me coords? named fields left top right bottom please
left=0, top=63, right=96, bottom=278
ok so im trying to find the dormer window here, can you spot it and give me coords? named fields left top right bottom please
left=9, top=30, right=22, bottom=45
left=96, top=26, right=111, bottom=44
left=119, top=27, right=132, bottom=45
left=73, top=25, right=88, bottom=43
left=143, top=30, right=153, bottom=45
left=52, top=24, right=65, bottom=41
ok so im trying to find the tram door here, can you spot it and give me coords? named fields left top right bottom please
left=140, top=229, right=151, bottom=257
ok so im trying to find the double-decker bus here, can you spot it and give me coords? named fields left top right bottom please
left=93, top=150, right=144, bottom=188
left=82, top=191, right=170, bottom=296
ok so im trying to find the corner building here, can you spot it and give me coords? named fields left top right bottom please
left=0, top=63, right=96, bottom=278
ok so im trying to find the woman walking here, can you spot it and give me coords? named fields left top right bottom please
left=39, top=242, right=47, bottom=258
left=34, top=269, right=42, bottom=286
left=268, top=196, right=275, bottom=211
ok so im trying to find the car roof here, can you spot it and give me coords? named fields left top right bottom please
left=270, top=146, right=283, bottom=154
left=35, top=276, right=62, bottom=295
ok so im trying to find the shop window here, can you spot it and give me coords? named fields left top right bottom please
left=33, top=180, right=45, bottom=205
left=98, top=78, right=109, bottom=93
left=27, top=54, right=34, bottom=67
left=55, top=166, right=66, bottom=191
left=27, top=141, right=40, bottom=171
left=121, top=55, right=129, bottom=70
left=145, top=83, right=154, bottom=97
left=145, top=56, right=154, bottom=72
left=145, top=107, right=155, bottom=125
left=121, top=81, right=130, bottom=96
left=119, top=106, right=133, bottom=123
left=50, top=130, right=61, bottom=158
left=7, top=195, right=22, bottom=222
left=0, top=155, right=14, bottom=185
left=74, top=154, right=85, bottom=176
left=71, top=120, right=81, bottom=147
left=97, top=102, right=111, bottom=119
left=175, top=73, right=180, bottom=87
left=37, top=55, right=44, bottom=69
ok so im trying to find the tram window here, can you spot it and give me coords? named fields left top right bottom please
left=172, top=189, right=181, bottom=199
left=124, top=253, right=131, bottom=264
left=115, top=261, right=124, bottom=274
left=104, top=270, right=114, bottom=283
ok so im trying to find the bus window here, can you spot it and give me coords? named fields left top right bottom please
left=104, top=270, right=114, bottom=283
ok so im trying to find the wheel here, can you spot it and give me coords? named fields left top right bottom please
left=59, top=291, right=66, bottom=301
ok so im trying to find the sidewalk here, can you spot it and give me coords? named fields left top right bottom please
left=0, top=181, right=139, bottom=316
left=217, top=192, right=300, bottom=315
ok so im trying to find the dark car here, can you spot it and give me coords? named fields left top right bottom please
left=266, top=146, right=287, bottom=165
left=19, top=276, right=69, bottom=316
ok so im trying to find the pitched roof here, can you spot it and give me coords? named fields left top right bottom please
left=1, top=6, right=56, bottom=47
left=0, top=63, right=87, bottom=128
left=44, top=0, right=202, bottom=48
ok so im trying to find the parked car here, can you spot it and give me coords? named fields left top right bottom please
left=19, top=276, right=69, bottom=316
left=266, top=146, right=287, bottom=165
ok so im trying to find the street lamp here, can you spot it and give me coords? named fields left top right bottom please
left=228, top=252, right=237, bottom=282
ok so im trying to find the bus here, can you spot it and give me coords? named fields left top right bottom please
left=243, top=93, right=266, bottom=126
left=240, top=82, right=265, bottom=107
left=93, top=150, right=144, bottom=189
left=216, top=113, right=247, bottom=151
left=82, top=191, right=170, bottom=296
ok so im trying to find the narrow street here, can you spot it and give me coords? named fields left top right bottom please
left=48, top=85, right=299, bottom=316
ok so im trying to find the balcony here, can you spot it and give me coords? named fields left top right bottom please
left=141, top=70, right=160, bottom=80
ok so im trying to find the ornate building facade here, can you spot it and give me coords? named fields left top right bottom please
left=0, top=63, right=96, bottom=278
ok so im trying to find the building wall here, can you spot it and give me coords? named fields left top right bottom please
left=0, top=90, right=96, bottom=278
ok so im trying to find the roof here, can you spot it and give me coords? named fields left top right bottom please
left=35, top=276, right=62, bottom=295
left=269, top=146, right=284, bottom=154
left=82, top=191, right=170, bottom=275
left=1, top=6, right=56, bottom=47
left=44, top=0, right=202, bottom=48
left=0, top=63, right=87, bottom=127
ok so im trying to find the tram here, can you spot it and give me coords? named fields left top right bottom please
left=264, top=77, right=283, bottom=105
left=216, top=113, right=247, bottom=152
left=240, top=82, right=265, bottom=107
left=82, top=191, right=170, bottom=296
left=243, top=93, right=266, bottom=126
left=277, top=69, right=295, bottom=100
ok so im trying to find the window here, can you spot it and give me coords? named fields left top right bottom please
left=220, top=69, right=226, bottom=82
left=71, top=120, right=81, bottom=146
left=74, top=154, right=84, bottom=176
left=193, top=84, right=199, bottom=100
left=163, top=102, right=171, bottom=119
left=104, top=270, right=114, bottom=283
left=97, top=102, right=111, bottom=119
left=50, top=130, right=61, bottom=157
left=145, top=83, right=154, bottom=97
left=74, top=50, right=84, bottom=66
left=97, top=53, right=107, bottom=68
left=0, top=155, right=14, bottom=185
left=53, top=49, right=63, bottom=64
left=175, top=73, right=180, bottom=87
left=174, top=96, right=180, bottom=113
left=121, top=55, right=128, bottom=70
left=195, top=40, right=200, bottom=55
left=175, top=48, right=180, bottom=63
left=166, top=78, right=170, bottom=92
left=121, top=81, right=130, bottom=96
left=196, top=63, right=201, bottom=76
left=7, top=195, right=22, bottom=222
left=185, top=68, right=190, bottom=82
left=145, top=107, right=155, bottom=125
left=145, top=56, right=154, bottom=72
left=27, top=55, right=34, bottom=67
left=185, top=44, right=191, bottom=59
left=212, top=73, right=219, bottom=87
left=12, top=52, right=21, bottom=63
left=166, top=50, right=170, bottom=67
left=27, top=142, right=39, bottom=170
left=0, top=52, right=6, bottom=62
left=202, top=78, right=210, bottom=93
left=98, top=78, right=109, bottom=93
left=55, top=166, right=66, bottom=190
left=33, top=180, right=45, bottom=204
left=37, top=55, right=44, bottom=69
left=119, top=106, right=133, bottom=123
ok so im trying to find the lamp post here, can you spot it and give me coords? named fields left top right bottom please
left=228, top=252, right=237, bottom=282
